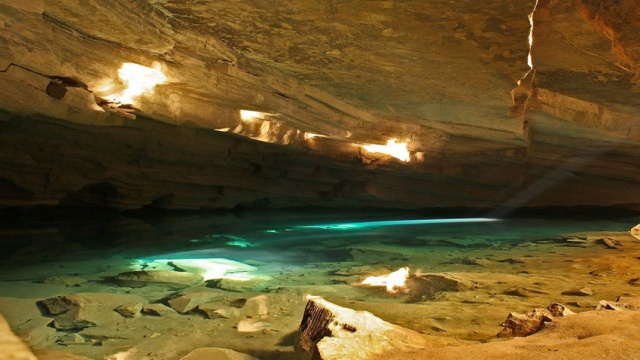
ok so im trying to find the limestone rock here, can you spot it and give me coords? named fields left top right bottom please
left=405, top=273, right=475, bottom=301
left=198, top=303, right=237, bottom=319
left=211, top=276, right=272, bottom=292
left=497, top=303, right=574, bottom=338
left=57, top=333, right=87, bottom=346
left=168, top=292, right=225, bottom=314
left=179, top=347, right=258, bottom=360
left=297, top=298, right=431, bottom=360
left=596, top=296, right=640, bottom=311
left=114, top=270, right=204, bottom=290
left=630, top=224, right=640, bottom=241
left=142, top=303, right=176, bottom=316
left=0, top=314, right=38, bottom=360
left=39, top=293, right=147, bottom=330
left=114, top=303, right=143, bottom=318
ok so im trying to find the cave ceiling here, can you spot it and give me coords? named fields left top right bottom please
left=0, top=0, right=639, bottom=211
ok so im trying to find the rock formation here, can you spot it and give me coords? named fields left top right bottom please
left=297, top=297, right=435, bottom=360
left=0, top=0, right=638, bottom=211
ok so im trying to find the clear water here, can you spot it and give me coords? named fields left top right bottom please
left=0, top=209, right=637, bottom=359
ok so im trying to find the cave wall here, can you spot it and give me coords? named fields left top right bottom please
left=0, top=0, right=639, bottom=212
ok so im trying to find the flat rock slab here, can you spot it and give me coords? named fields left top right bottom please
left=114, top=270, right=204, bottom=290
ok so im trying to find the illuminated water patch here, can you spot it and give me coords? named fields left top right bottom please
left=136, top=258, right=256, bottom=281
left=297, top=218, right=499, bottom=230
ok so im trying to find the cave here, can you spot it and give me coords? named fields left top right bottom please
left=2, top=1, right=640, bottom=359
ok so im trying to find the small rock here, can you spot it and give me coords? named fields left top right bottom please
left=142, top=303, right=176, bottom=316
left=115, top=270, right=204, bottom=290
left=598, top=238, right=618, bottom=249
left=198, top=303, right=237, bottom=319
left=236, top=319, right=271, bottom=332
left=628, top=278, right=640, bottom=287
left=630, top=224, right=640, bottom=240
left=57, top=333, right=87, bottom=345
left=497, top=303, right=574, bottom=338
left=562, top=287, right=594, bottom=296
left=39, top=293, right=147, bottom=330
left=168, top=293, right=225, bottom=314
left=596, top=300, right=622, bottom=311
left=115, top=303, right=143, bottom=318
left=179, top=347, right=258, bottom=360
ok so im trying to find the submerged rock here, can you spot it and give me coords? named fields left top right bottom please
left=498, top=303, right=574, bottom=338
left=405, top=273, right=475, bottom=302
left=39, top=293, right=147, bottom=330
left=297, top=298, right=430, bottom=360
left=114, top=303, right=143, bottom=318
left=562, top=287, right=594, bottom=296
left=114, top=270, right=204, bottom=290
left=198, top=303, right=237, bottom=319
left=168, top=292, right=225, bottom=314
left=142, top=303, right=176, bottom=316
left=210, top=276, right=272, bottom=292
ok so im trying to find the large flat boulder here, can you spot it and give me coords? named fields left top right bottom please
left=114, top=270, right=204, bottom=290
left=297, top=298, right=433, bottom=360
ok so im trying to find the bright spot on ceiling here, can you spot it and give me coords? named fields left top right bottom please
left=361, top=267, right=409, bottom=293
left=240, top=110, right=270, bottom=121
left=101, top=62, right=167, bottom=105
left=363, top=139, right=411, bottom=162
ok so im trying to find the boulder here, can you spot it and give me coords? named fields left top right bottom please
left=39, top=293, right=147, bottom=330
left=179, top=347, right=258, bottom=360
left=297, top=298, right=431, bottom=360
left=497, top=303, right=574, bottom=338
left=114, top=270, right=204, bottom=290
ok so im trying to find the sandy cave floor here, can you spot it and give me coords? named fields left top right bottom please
left=1, top=215, right=640, bottom=359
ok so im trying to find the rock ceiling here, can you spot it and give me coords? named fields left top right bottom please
left=0, top=0, right=639, bottom=211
